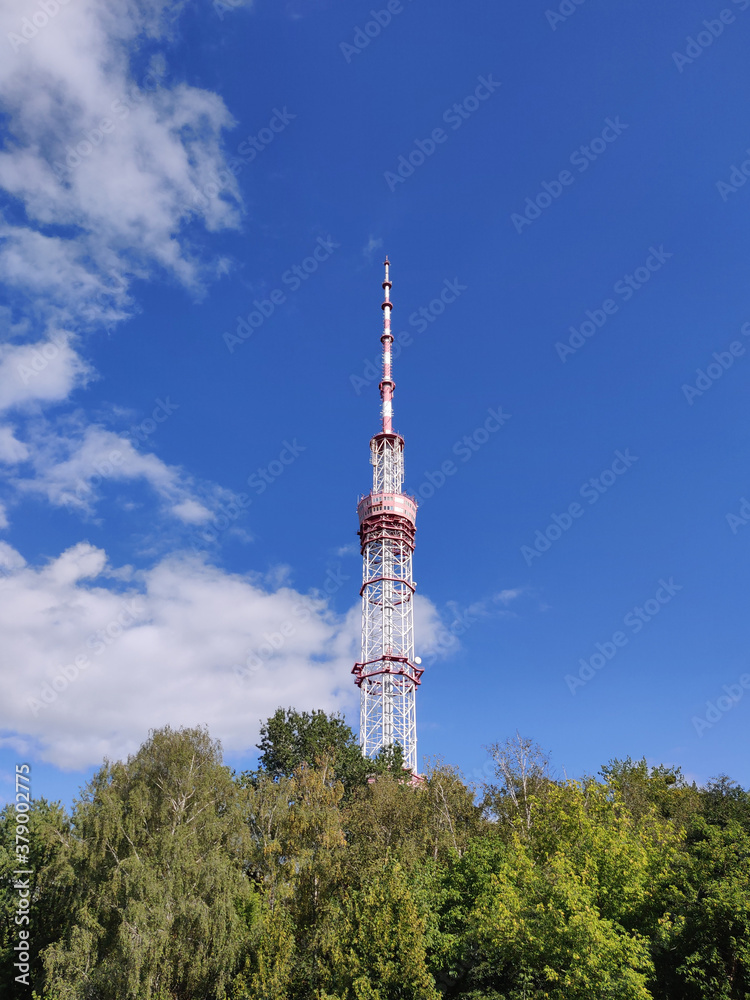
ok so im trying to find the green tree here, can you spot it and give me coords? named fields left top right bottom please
left=436, top=779, right=676, bottom=998
left=43, top=726, right=253, bottom=1000
left=700, top=775, right=750, bottom=831
left=235, top=759, right=347, bottom=999
left=653, top=818, right=750, bottom=999
left=247, top=708, right=408, bottom=796
left=0, top=798, right=71, bottom=995
left=323, top=859, right=440, bottom=1000
left=600, top=756, right=701, bottom=827
left=481, top=733, right=553, bottom=833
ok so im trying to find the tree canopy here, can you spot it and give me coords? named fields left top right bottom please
left=1, top=712, right=748, bottom=999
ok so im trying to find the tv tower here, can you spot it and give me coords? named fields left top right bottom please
left=353, top=258, right=423, bottom=773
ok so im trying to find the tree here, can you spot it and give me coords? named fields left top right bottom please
left=248, top=708, right=407, bottom=796
left=700, top=775, right=750, bottom=831
left=435, top=779, right=677, bottom=999
left=42, top=726, right=253, bottom=1000
left=653, top=818, right=750, bottom=999
left=600, top=756, right=701, bottom=827
left=481, top=733, right=552, bottom=832
left=323, top=859, right=440, bottom=1000
left=0, top=799, right=71, bottom=995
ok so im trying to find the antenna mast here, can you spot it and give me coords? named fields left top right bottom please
left=353, top=258, right=423, bottom=772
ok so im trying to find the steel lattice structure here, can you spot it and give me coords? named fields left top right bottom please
left=352, top=259, right=423, bottom=773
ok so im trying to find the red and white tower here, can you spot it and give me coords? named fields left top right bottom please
left=353, top=258, right=423, bottom=773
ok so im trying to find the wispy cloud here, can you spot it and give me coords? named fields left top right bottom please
left=0, top=0, right=242, bottom=337
left=362, top=235, right=384, bottom=260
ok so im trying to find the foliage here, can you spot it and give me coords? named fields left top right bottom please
left=1, top=713, right=748, bottom=1000
left=42, top=726, right=253, bottom=1000
left=242, top=707, right=413, bottom=798
left=0, top=798, right=71, bottom=996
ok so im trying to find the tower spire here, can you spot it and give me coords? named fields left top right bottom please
left=353, top=258, right=423, bottom=774
left=380, top=256, right=394, bottom=434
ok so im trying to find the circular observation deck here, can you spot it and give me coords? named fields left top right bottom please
left=357, top=492, right=417, bottom=526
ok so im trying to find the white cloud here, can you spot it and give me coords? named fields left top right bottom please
left=0, top=541, right=25, bottom=572
left=0, top=426, right=30, bottom=463
left=172, top=499, right=213, bottom=524
left=0, top=0, right=254, bottom=539
left=12, top=419, right=235, bottom=526
left=0, top=541, right=450, bottom=770
left=495, top=588, right=525, bottom=605
left=0, top=504, right=8, bottom=530
left=0, top=0, right=242, bottom=333
left=0, top=543, right=353, bottom=769
left=0, top=334, right=92, bottom=412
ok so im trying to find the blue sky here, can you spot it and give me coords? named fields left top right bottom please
left=2, top=0, right=750, bottom=808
